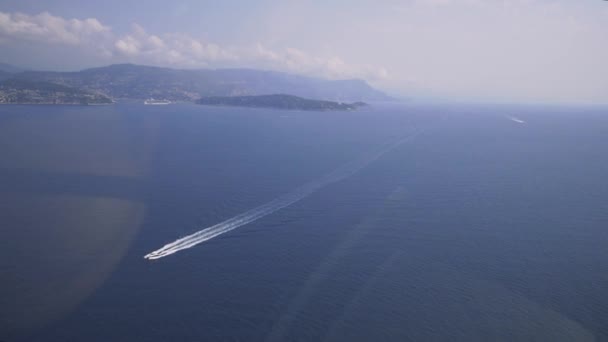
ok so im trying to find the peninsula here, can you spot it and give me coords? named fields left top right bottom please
left=197, top=94, right=368, bottom=111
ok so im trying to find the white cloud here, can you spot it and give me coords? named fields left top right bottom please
left=0, top=11, right=386, bottom=81
left=0, top=11, right=110, bottom=46
left=114, top=36, right=139, bottom=56
left=249, top=44, right=388, bottom=81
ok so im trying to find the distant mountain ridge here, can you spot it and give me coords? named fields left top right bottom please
left=0, top=62, right=25, bottom=73
left=3, top=63, right=390, bottom=103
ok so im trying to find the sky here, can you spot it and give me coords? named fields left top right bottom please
left=0, top=0, right=607, bottom=104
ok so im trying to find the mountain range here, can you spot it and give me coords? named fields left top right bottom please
left=0, top=63, right=391, bottom=104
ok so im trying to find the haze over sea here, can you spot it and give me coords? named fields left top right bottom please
left=1, top=103, right=607, bottom=341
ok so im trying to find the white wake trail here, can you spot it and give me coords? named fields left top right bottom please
left=507, top=115, right=526, bottom=124
left=144, top=132, right=420, bottom=260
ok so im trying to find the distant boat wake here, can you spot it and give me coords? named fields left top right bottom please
left=144, top=131, right=421, bottom=260
left=507, top=116, right=526, bottom=124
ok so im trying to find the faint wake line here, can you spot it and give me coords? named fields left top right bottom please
left=144, top=131, right=420, bottom=260
left=507, top=115, right=526, bottom=124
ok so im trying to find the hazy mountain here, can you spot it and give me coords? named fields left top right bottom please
left=0, top=62, right=25, bottom=73
left=9, top=64, right=391, bottom=102
left=0, top=71, right=12, bottom=82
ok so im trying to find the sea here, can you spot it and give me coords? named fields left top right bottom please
left=0, top=102, right=607, bottom=341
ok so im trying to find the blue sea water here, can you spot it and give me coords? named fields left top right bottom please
left=0, top=103, right=607, bottom=341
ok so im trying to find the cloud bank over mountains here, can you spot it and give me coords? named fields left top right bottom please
left=0, top=11, right=110, bottom=46
left=0, top=11, right=388, bottom=82
left=1, top=0, right=607, bottom=105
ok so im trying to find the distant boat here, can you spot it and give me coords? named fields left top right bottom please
left=144, top=98, right=171, bottom=105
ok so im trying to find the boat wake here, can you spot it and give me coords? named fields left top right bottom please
left=507, top=116, right=526, bottom=124
left=144, top=131, right=421, bottom=260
